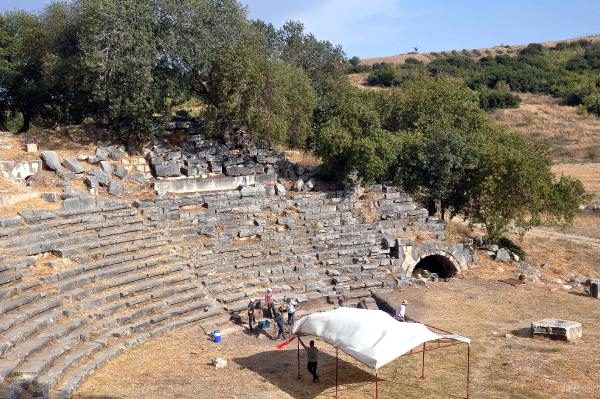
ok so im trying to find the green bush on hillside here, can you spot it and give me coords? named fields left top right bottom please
left=478, top=88, right=521, bottom=111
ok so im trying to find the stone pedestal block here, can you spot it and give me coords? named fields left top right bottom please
left=531, top=319, right=582, bottom=341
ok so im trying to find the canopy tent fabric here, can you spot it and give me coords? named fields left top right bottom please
left=291, top=307, right=470, bottom=370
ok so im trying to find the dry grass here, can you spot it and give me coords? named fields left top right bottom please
left=493, top=93, right=600, bottom=162
left=75, top=272, right=600, bottom=399
left=282, top=150, right=322, bottom=168
left=361, top=35, right=600, bottom=66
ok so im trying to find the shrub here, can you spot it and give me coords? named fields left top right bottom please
left=583, top=93, right=600, bottom=116
left=404, top=57, right=423, bottom=65
left=478, top=88, right=521, bottom=111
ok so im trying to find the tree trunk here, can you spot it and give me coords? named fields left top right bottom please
left=426, top=199, right=436, bottom=216
left=440, top=200, right=445, bottom=221
left=0, top=112, right=7, bottom=132
left=18, top=113, right=31, bottom=133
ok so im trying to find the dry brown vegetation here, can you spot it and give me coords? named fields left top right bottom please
left=493, top=93, right=600, bottom=163
left=361, top=35, right=600, bottom=66
left=75, top=266, right=600, bottom=399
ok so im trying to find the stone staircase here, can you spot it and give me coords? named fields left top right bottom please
left=0, top=185, right=459, bottom=398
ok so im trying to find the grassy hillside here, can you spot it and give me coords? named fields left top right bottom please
left=362, top=35, right=600, bottom=66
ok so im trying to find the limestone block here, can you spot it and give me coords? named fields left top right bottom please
left=84, top=175, right=99, bottom=189
left=99, top=160, right=113, bottom=174
left=531, top=319, right=582, bottom=341
left=40, top=151, right=63, bottom=173
left=26, top=143, right=38, bottom=153
left=90, top=169, right=111, bottom=187
left=495, top=248, right=511, bottom=262
left=63, top=157, right=85, bottom=174
left=108, top=147, right=126, bottom=160
left=108, top=180, right=124, bottom=196
left=155, top=163, right=181, bottom=177
left=96, top=147, right=109, bottom=161
left=11, top=160, right=42, bottom=179
left=225, top=165, right=255, bottom=177
left=114, top=165, right=128, bottom=179
left=42, top=192, right=61, bottom=202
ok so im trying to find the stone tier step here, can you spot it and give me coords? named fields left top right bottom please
left=45, top=303, right=223, bottom=398
left=0, top=317, right=82, bottom=383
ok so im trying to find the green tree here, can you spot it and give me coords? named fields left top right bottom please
left=0, top=11, right=48, bottom=132
left=204, top=27, right=317, bottom=147
left=79, top=0, right=165, bottom=145
left=39, top=1, right=90, bottom=126
left=467, top=131, right=586, bottom=240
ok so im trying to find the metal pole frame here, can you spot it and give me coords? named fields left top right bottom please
left=421, top=342, right=427, bottom=379
left=336, top=348, right=339, bottom=398
left=466, top=344, right=471, bottom=399
left=374, top=370, right=378, bottom=399
left=296, top=338, right=301, bottom=380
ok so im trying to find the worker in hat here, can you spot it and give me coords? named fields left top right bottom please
left=247, top=298, right=257, bottom=331
left=286, top=297, right=298, bottom=326
left=274, top=306, right=286, bottom=340
left=265, top=287, right=275, bottom=318
left=395, top=299, right=408, bottom=322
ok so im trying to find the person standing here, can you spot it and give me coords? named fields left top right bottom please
left=287, top=298, right=297, bottom=326
left=299, top=338, right=319, bottom=383
left=395, top=299, right=408, bottom=322
left=247, top=298, right=256, bottom=331
left=274, top=307, right=286, bottom=340
left=265, top=287, right=275, bottom=318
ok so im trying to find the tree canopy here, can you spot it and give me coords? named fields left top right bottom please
left=0, top=2, right=588, bottom=242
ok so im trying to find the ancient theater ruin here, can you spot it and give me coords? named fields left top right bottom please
left=0, top=126, right=475, bottom=398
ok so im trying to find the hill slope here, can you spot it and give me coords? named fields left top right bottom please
left=362, top=34, right=600, bottom=65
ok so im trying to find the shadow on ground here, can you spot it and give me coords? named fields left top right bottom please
left=234, top=348, right=380, bottom=399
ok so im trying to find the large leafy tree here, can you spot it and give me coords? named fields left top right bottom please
left=39, top=1, right=90, bottom=126
left=205, top=26, right=317, bottom=146
left=381, top=76, right=489, bottom=218
left=0, top=11, right=48, bottom=132
left=467, top=131, right=587, bottom=240
left=78, top=0, right=164, bottom=143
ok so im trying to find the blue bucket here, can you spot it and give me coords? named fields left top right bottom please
left=213, top=330, right=222, bottom=343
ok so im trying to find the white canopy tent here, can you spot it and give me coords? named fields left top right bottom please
left=290, top=307, right=472, bottom=398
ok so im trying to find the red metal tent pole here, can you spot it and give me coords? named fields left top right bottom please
left=375, top=370, right=378, bottom=399
left=297, top=338, right=300, bottom=380
left=466, top=344, right=471, bottom=399
left=421, top=342, right=426, bottom=379
left=336, top=348, right=339, bottom=398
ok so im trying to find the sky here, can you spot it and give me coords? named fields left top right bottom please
left=2, top=0, right=599, bottom=58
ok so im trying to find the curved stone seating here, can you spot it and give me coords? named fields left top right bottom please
left=0, top=185, right=473, bottom=398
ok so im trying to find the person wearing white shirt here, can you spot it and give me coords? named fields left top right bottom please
left=395, top=299, right=408, bottom=322
left=287, top=298, right=297, bottom=326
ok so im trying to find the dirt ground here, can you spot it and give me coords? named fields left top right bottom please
left=74, top=279, right=600, bottom=399
left=75, top=263, right=600, bottom=399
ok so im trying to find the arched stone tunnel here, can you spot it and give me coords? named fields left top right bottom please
left=411, top=254, right=458, bottom=278
left=391, top=241, right=476, bottom=278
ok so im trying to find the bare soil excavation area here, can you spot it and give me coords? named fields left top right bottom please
left=75, top=270, right=600, bottom=399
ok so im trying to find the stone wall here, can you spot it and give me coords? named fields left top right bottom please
left=0, top=186, right=474, bottom=398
